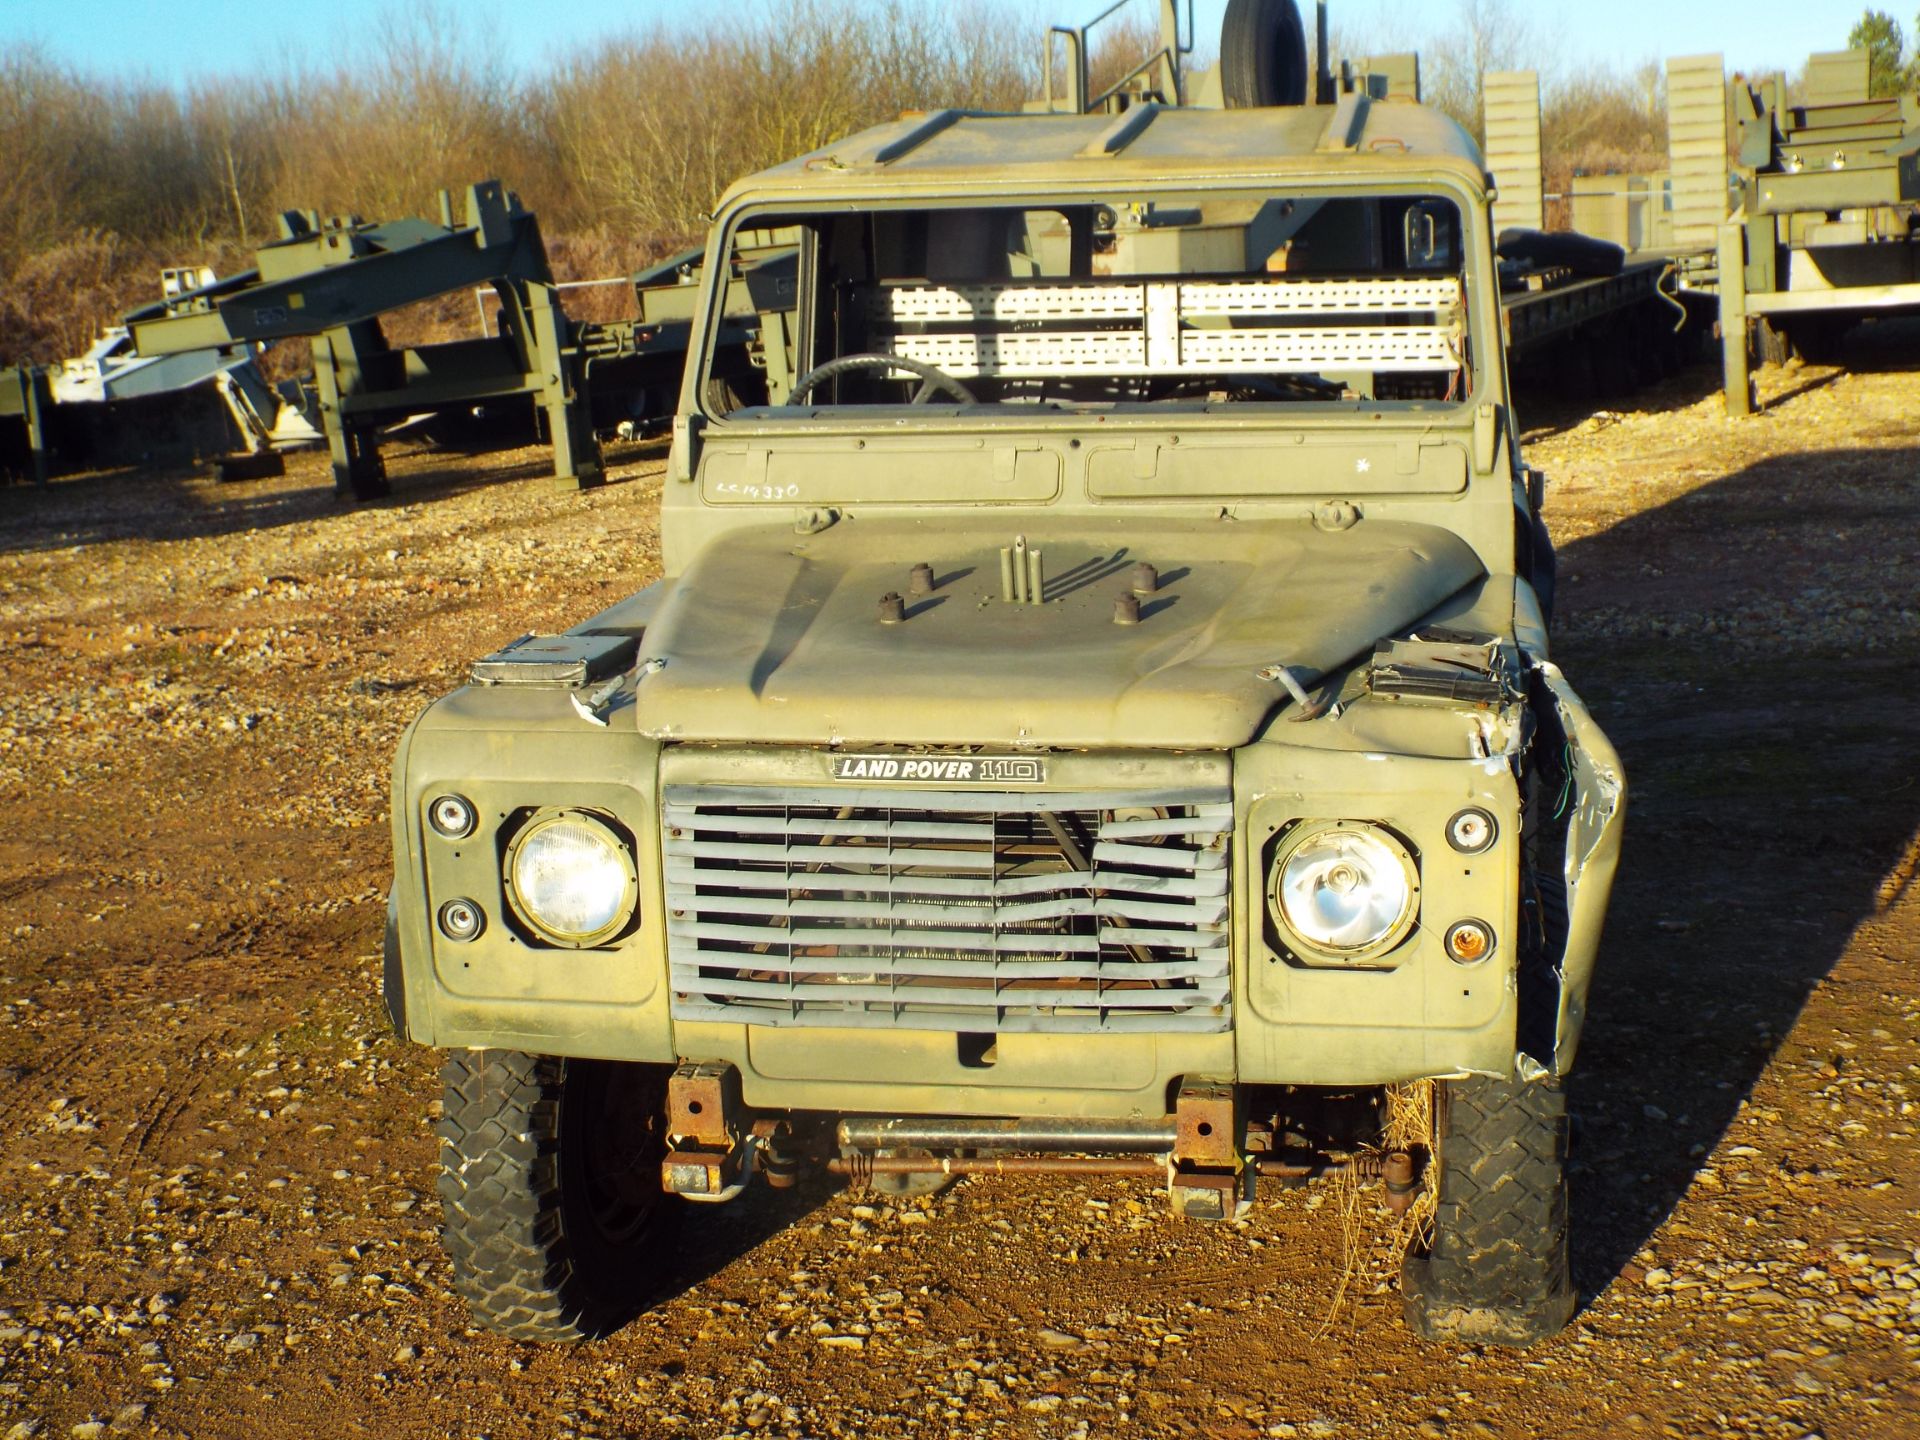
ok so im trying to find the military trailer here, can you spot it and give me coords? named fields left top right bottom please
left=388, top=9, right=1625, bottom=1348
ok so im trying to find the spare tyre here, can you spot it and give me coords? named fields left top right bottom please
left=1221, top=0, right=1309, bottom=108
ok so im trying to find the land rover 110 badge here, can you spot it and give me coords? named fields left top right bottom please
left=830, top=754, right=1046, bottom=784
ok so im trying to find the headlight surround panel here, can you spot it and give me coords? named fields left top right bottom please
left=502, top=806, right=640, bottom=949
left=1265, top=819, right=1421, bottom=966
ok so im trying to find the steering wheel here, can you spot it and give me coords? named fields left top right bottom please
left=789, top=352, right=977, bottom=405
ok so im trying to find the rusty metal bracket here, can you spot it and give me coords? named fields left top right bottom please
left=663, top=1060, right=747, bottom=1198
left=667, top=1059, right=741, bottom=1149
left=1170, top=1079, right=1249, bottom=1221
left=1169, top=1170, right=1244, bottom=1221
left=1173, top=1079, right=1240, bottom=1168
left=663, top=1148, right=741, bottom=1198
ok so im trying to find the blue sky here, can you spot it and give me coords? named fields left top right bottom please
left=0, top=0, right=1865, bottom=84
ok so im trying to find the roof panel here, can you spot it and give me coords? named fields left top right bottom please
left=721, top=103, right=1487, bottom=207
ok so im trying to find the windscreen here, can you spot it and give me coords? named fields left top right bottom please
left=705, top=192, right=1471, bottom=414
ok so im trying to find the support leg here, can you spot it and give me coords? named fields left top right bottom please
left=527, top=282, right=604, bottom=490
left=314, top=331, right=389, bottom=501
left=1717, top=217, right=1753, bottom=418
left=26, top=369, right=50, bottom=486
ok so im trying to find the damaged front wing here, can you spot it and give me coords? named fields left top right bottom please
left=1535, top=660, right=1627, bottom=1073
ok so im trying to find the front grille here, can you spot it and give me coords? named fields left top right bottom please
left=663, top=784, right=1231, bottom=1034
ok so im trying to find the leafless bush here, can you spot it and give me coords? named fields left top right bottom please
left=264, top=9, right=551, bottom=229
left=1549, top=62, right=1667, bottom=171
left=1085, top=13, right=1169, bottom=102
left=547, top=1, right=1035, bottom=246
left=0, top=231, right=259, bottom=365
left=0, top=232, right=138, bottom=363
left=0, top=0, right=1697, bottom=366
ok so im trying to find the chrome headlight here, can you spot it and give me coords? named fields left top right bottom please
left=1268, top=822, right=1419, bottom=961
left=504, top=810, right=637, bottom=947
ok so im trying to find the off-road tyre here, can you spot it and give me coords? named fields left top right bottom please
left=437, top=1049, right=673, bottom=1341
left=1401, top=1075, right=1576, bottom=1347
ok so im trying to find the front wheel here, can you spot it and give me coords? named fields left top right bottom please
left=1400, top=1074, right=1576, bottom=1346
left=437, top=1050, right=674, bottom=1340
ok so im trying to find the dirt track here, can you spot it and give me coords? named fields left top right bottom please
left=1, top=347, right=1917, bottom=1440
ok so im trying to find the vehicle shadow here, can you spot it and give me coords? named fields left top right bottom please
left=630, top=1171, right=841, bottom=1319
left=1545, top=442, right=1920, bottom=1301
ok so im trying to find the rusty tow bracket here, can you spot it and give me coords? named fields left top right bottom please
left=663, top=1061, right=1425, bottom=1218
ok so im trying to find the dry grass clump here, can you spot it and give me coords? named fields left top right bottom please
left=1316, top=1080, right=1440, bottom=1336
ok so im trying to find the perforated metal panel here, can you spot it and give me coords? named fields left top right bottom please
left=866, top=276, right=1463, bottom=377
left=1484, top=71, right=1544, bottom=234
left=663, top=786, right=1232, bottom=1034
left=886, top=327, right=1459, bottom=376
left=871, top=283, right=1145, bottom=322
left=869, top=277, right=1461, bottom=323
left=1180, top=278, right=1461, bottom=315
left=889, top=331, right=1145, bottom=374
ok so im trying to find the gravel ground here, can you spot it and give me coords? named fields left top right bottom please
left=0, top=347, right=1917, bottom=1439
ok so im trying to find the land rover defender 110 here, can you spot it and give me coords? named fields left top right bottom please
left=388, top=82, right=1624, bottom=1348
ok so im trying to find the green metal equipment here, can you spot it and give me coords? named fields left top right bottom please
left=125, top=182, right=601, bottom=499
left=122, top=182, right=793, bottom=499
left=1719, top=53, right=1920, bottom=412
left=0, top=364, right=53, bottom=486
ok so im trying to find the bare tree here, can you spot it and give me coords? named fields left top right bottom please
left=0, top=0, right=1714, bottom=367
left=1420, top=0, right=1554, bottom=138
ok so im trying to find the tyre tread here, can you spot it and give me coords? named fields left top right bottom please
left=1402, top=1075, right=1575, bottom=1346
left=436, top=1049, right=603, bottom=1342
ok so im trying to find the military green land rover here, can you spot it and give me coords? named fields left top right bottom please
left=387, top=67, right=1625, bottom=1348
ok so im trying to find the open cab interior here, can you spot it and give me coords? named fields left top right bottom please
left=708, top=192, right=1475, bottom=417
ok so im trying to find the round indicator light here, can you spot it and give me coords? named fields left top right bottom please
left=1444, top=919, right=1494, bottom=965
left=429, top=794, right=477, bottom=840
left=1445, top=807, right=1497, bottom=854
left=438, top=898, right=485, bottom=942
